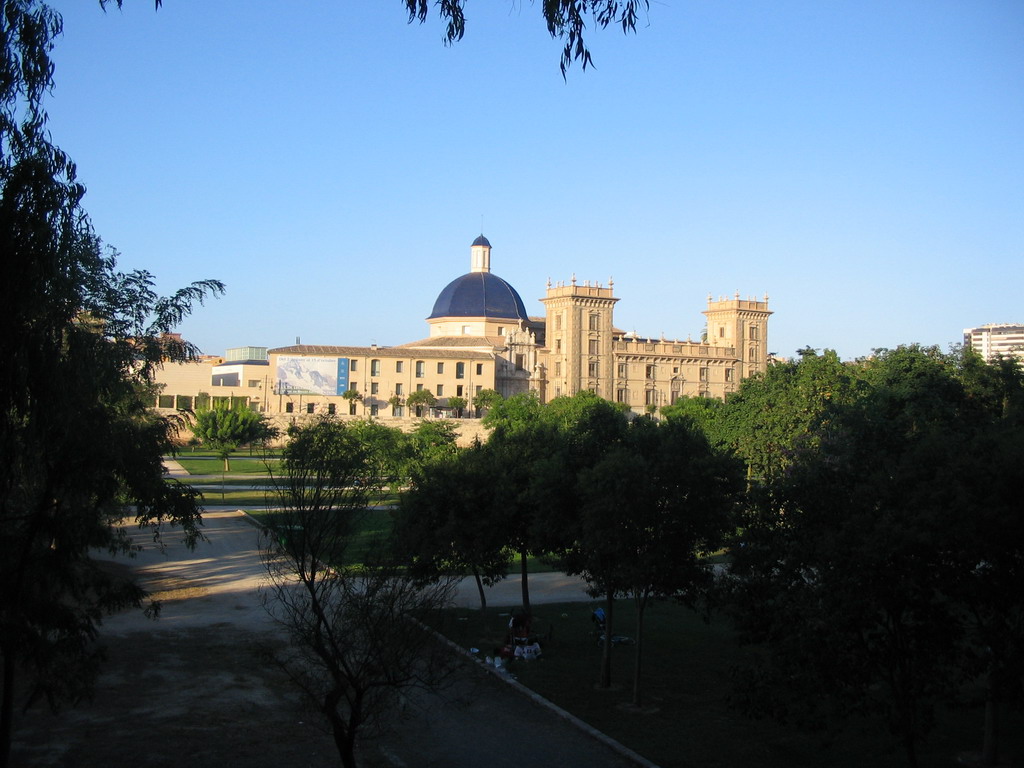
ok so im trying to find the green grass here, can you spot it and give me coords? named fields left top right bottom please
left=186, top=478, right=280, bottom=488
left=174, top=449, right=284, bottom=458
left=245, top=507, right=397, bottom=566
left=201, top=489, right=400, bottom=508
left=174, top=456, right=282, bottom=475
left=434, top=600, right=1022, bottom=768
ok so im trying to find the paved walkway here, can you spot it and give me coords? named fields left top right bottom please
left=166, top=458, right=597, bottom=609
left=87, top=465, right=656, bottom=767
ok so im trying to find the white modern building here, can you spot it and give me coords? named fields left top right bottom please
left=963, top=323, right=1024, bottom=364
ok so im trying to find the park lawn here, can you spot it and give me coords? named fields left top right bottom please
left=206, top=489, right=401, bottom=508
left=245, top=507, right=397, bottom=566
left=174, top=456, right=282, bottom=475
left=187, top=478, right=279, bottom=488
left=435, top=600, right=1018, bottom=768
left=174, top=449, right=284, bottom=459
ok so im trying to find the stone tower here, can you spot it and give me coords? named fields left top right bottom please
left=702, top=293, right=772, bottom=379
left=540, top=276, right=619, bottom=401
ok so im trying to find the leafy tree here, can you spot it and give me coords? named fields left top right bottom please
left=394, top=444, right=512, bottom=611
left=481, top=390, right=541, bottom=436
left=726, top=346, right=1024, bottom=767
left=447, top=394, right=467, bottom=418
left=482, top=419, right=565, bottom=614
left=660, top=394, right=728, bottom=449
left=114, top=0, right=650, bottom=75
left=471, top=387, right=503, bottom=416
left=341, top=387, right=363, bottom=415
left=566, top=417, right=740, bottom=697
left=402, top=0, right=649, bottom=74
left=344, top=418, right=406, bottom=490
left=956, top=370, right=1024, bottom=765
left=1, top=3, right=223, bottom=763
left=495, top=391, right=628, bottom=614
left=405, top=387, right=436, bottom=416
left=387, top=394, right=404, bottom=416
left=716, top=348, right=865, bottom=483
left=192, top=405, right=276, bottom=471
left=404, top=419, right=459, bottom=472
left=260, top=416, right=456, bottom=768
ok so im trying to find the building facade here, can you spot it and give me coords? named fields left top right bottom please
left=964, top=323, right=1024, bottom=364
left=153, top=235, right=772, bottom=422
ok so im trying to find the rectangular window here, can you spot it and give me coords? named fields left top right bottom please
left=285, top=402, right=294, bottom=413
left=436, top=384, right=444, bottom=397
left=350, top=359, right=358, bottom=372
left=616, top=389, right=626, bottom=403
left=617, top=363, right=627, bottom=378
left=370, top=404, right=378, bottom=416
left=247, top=380, right=261, bottom=388
left=306, top=402, right=315, bottom=414
left=555, top=361, right=562, bottom=376
left=416, top=383, right=423, bottom=391
left=415, top=361, right=424, bottom=378
left=370, top=382, right=379, bottom=395
left=157, top=394, right=174, bottom=409
left=646, top=389, right=658, bottom=406
left=646, top=364, right=656, bottom=380
left=515, top=354, right=525, bottom=369
left=555, top=313, right=562, bottom=330
left=393, top=405, right=403, bottom=417
left=371, top=359, right=380, bottom=377
left=396, top=360, right=404, bottom=373
left=395, top=383, right=403, bottom=395
left=700, top=367, right=709, bottom=381
left=498, top=327, right=505, bottom=336
left=725, top=368, right=735, bottom=382
left=437, top=362, right=444, bottom=374
left=476, top=363, right=483, bottom=375
left=555, top=338, right=562, bottom=353
left=456, top=362, right=465, bottom=379
left=456, top=385, right=464, bottom=397
left=588, top=362, right=599, bottom=378
left=588, top=339, right=600, bottom=355
left=670, top=389, right=680, bottom=404
left=175, top=394, right=193, bottom=410
left=749, top=325, right=759, bottom=340
left=589, top=314, right=600, bottom=330
left=328, top=403, right=336, bottom=415
left=475, top=385, right=482, bottom=394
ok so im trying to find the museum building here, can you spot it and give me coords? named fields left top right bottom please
left=153, top=235, right=772, bottom=420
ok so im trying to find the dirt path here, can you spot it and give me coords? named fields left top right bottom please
left=10, top=511, right=345, bottom=768
left=10, top=511, right=646, bottom=768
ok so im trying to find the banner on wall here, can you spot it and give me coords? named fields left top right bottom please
left=276, top=356, right=349, bottom=396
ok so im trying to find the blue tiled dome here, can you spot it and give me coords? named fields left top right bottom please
left=428, top=272, right=529, bottom=321
left=472, top=234, right=491, bottom=247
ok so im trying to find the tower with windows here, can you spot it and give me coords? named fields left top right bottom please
left=540, top=276, right=618, bottom=401
left=702, top=293, right=772, bottom=379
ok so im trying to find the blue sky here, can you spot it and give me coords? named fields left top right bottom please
left=46, top=1, right=1023, bottom=360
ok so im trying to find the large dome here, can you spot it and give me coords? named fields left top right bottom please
left=428, top=271, right=529, bottom=321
